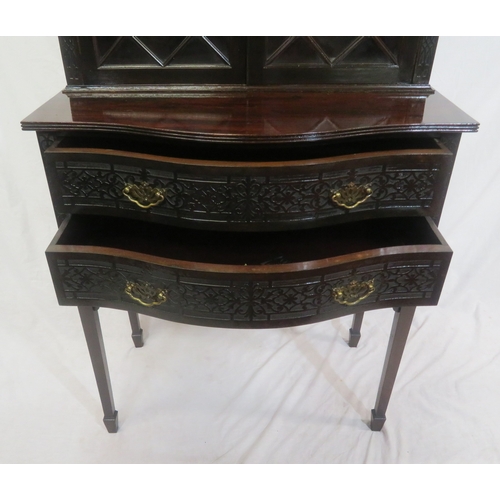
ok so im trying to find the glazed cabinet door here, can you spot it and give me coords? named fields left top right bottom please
left=59, top=36, right=248, bottom=88
left=59, top=36, right=438, bottom=92
left=246, top=36, right=438, bottom=88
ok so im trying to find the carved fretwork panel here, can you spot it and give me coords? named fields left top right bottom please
left=59, top=36, right=84, bottom=85
left=53, top=257, right=446, bottom=327
left=413, top=36, right=439, bottom=83
left=37, top=132, right=58, bottom=153
left=48, top=158, right=448, bottom=228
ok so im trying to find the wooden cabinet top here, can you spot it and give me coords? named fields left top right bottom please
left=22, top=90, right=478, bottom=144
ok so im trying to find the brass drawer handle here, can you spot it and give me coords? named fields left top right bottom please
left=331, top=183, right=373, bottom=209
left=122, top=182, right=166, bottom=209
left=124, top=281, right=168, bottom=307
left=332, top=279, right=375, bottom=306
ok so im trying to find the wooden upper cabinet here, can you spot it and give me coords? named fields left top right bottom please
left=247, top=36, right=438, bottom=90
left=59, top=36, right=438, bottom=95
left=59, top=36, right=248, bottom=90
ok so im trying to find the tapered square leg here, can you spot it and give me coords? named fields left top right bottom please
left=128, top=311, right=144, bottom=348
left=348, top=312, right=364, bottom=347
left=78, top=306, right=118, bottom=433
left=103, top=411, right=119, bottom=433
left=370, top=306, right=416, bottom=431
left=370, top=410, right=386, bottom=431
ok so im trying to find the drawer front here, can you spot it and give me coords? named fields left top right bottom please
left=43, top=137, right=453, bottom=229
left=47, top=252, right=450, bottom=329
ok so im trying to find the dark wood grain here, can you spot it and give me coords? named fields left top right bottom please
left=371, top=306, right=417, bottom=431
left=47, top=214, right=450, bottom=273
left=247, top=37, right=437, bottom=88
left=22, top=91, right=478, bottom=144
left=40, top=131, right=455, bottom=230
left=24, top=36, right=478, bottom=431
left=46, top=215, right=452, bottom=329
left=58, top=37, right=438, bottom=94
left=78, top=306, right=118, bottom=432
left=60, top=36, right=248, bottom=88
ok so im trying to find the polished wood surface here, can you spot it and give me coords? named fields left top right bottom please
left=24, top=36, right=479, bottom=432
left=47, top=214, right=450, bottom=275
left=78, top=306, right=118, bottom=433
left=22, top=91, right=478, bottom=144
left=47, top=215, right=451, bottom=330
left=371, top=306, right=417, bottom=431
left=59, top=37, right=438, bottom=92
left=41, top=131, right=454, bottom=231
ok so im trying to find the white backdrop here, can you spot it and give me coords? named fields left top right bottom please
left=1, top=37, right=500, bottom=465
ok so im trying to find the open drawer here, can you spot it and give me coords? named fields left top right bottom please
left=46, top=214, right=452, bottom=328
left=43, top=132, right=454, bottom=230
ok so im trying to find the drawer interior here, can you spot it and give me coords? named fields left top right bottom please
left=53, top=214, right=445, bottom=266
left=51, top=133, right=445, bottom=163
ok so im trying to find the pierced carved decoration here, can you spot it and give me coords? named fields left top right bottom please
left=59, top=37, right=83, bottom=84
left=37, top=132, right=58, bottom=152
left=52, top=160, right=441, bottom=225
left=55, top=258, right=443, bottom=324
left=413, top=36, right=439, bottom=83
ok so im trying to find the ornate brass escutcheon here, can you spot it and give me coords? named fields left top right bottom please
left=122, top=181, right=166, bottom=209
left=124, top=281, right=168, bottom=307
left=332, top=279, right=376, bottom=306
left=331, top=182, right=373, bottom=209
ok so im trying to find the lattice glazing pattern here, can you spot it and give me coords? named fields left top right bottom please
left=264, top=36, right=400, bottom=67
left=93, top=36, right=232, bottom=68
